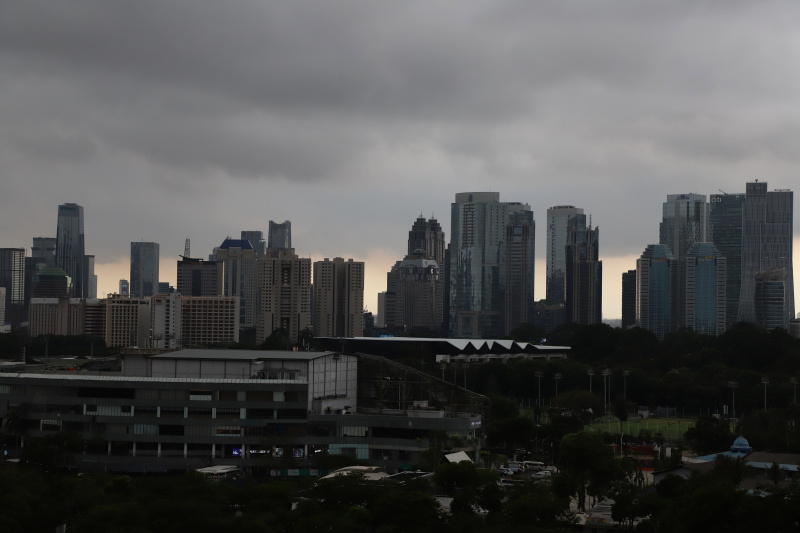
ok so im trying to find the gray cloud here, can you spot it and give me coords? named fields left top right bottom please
left=2, top=0, right=800, bottom=317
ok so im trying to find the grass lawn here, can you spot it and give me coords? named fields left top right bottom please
left=585, top=417, right=695, bottom=440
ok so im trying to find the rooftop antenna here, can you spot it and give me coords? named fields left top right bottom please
left=719, top=189, right=728, bottom=195
left=184, top=238, right=190, bottom=258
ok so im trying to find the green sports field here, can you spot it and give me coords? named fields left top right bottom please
left=585, top=417, right=695, bottom=440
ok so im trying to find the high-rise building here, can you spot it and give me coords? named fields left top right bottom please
left=267, top=220, right=293, bottom=254
left=565, top=218, right=602, bottom=325
left=181, top=296, right=240, bottom=346
left=119, top=279, right=130, bottom=296
left=659, top=194, right=708, bottom=330
left=685, top=242, right=727, bottom=336
left=738, top=181, right=794, bottom=330
left=385, top=254, right=442, bottom=333
left=636, top=244, right=676, bottom=340
left=83, top=255, right=97, bottom=298
left=31, top=237, right=56, bottom=267
left=621, top=270, right=637, bottom=328
left=151, top=293, right=182, bottom=349
left=216, top=238, right=258, bottom=329
left=56, top=203, right=86, bottom=298
left=546, top=206, right=584, bottom=305
left=408, top=216, right=446, bottom=265
left=30, top=267, right=72, bottom=298
left=0, top=248, right=26, bottom=327
left=312, top=257, right=365, bottom=338
left=754, top=269, right=790, bottom=331
left=500, top=205, right=536, bottom=334
left=241, top=230, right=267, bottom=259
left=103, top=295, right=152, bottom=348
left=257, top=250, right=311, bottom=343
left=709, top=192, right=746, bottom=330
left=176, top=257, right=223, bottom=297
left=448, top=192, right=534, bottom=338
left=130, top=242, right=160, bottom=298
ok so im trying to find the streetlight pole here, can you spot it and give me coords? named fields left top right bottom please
left=623, top=370, right=630, bottom=400
left=762, top=377, right=769, bottom=411
left=602, top=369, right=611, bottom=417
left=728, top=381, right=738, bottom=422
left=535, top=371, right=543, bottom=406
left=588, top=369, right=594, bottom=393
left=554, top=373, right=563, bottom=398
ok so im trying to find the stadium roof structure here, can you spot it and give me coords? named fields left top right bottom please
left=315, top=337, right=570, bottom=362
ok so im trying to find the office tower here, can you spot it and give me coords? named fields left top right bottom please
left=103, top=295, right=152, bottom=348
left=130, top=242, right=160, bottom=298
left=376, top=291, right=387, bottom=328
left=500, top=205, right=536, bottom=334
left=312, top=257, right=365, bottom=338
left=216, top=238, right=258, bottom=329
left=30, top=267, right=72, bottom=298
left=636, top=244, right=676, bottom=340
left=31, top=237, right=56, bottom=267
left=546, top=205, right=584, bottom=304
left=241, top=230, right=267, bottom=259
left=685, top=242, right=727, bottom=335
left=267, top=220, right=293, bottom=253
left=119, top=279, right=130, bottom=295
left=157, top=282, right=175, bottom=294
left=0, top=287, right=5, bottom=328
left=408, top=215, right=446, bottom=264
left=621, top=270, right=637, bottom=328
left=565, top=219, right=602, bottom=325
left=181, top=296, right=240, bottom=346
left=176, top=257, right=223, bottom=297
left=257, top=250, right=311, bottom=343
left=151, top=293, right=182, bottom=349
left=449, top=192, right=534, bottom=338
left=385, top=254, right=443, bottom=333
left=755, top=269, right=790, bottom=330
left=28, top=297, right=88, bottom=337
left=83, top=255, right=97, bottom=298
left=709, top=192, right=746, bottom=330
left=739, top=181, right=795, bottom=330
left=56, top=203, right=86, bottom=298
left=0, top=248, right=26, bottom=327
left=84, top=299, right=104, bottom=339
left=659, top=193, right=708, bottom=330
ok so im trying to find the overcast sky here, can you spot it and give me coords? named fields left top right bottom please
left=2, top=1, right=799, bottom=320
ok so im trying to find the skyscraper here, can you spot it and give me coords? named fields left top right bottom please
left=709, top=192, right=745, bottom=330
left=0, top=248, right=25, bottom=327
left=685, top=242, right=726, bottom=336
left=449, top=192, right=534, bottom=338
left=56, top=203, right=85, bottom=298
left=31, top=237, right=56, bottom=267
left=738, top=181, right=794, bottom=329
left=636, top=244, right=676, bottom=340
left=408, top=215, right=445, bottom=264
left=130, top=242, right=160, bottom=298
left=268, top=220, right=292, bottom=253
left=659, top=194, right=708, bottom=331
left=564, top=218, right=602, bottom=325
left=216, top=238, right=258, bottom=329
left=546, top=206, right=584, bottom=304
left=83, top=255, right=97, bottom=298
left=621, top=270, right=637, bottom=328
left=176, top=257, right=223, bottom=297
left=313, top=257, right=365, bottom=338
left=385, top=254, right=443, bottom=333
left=500, top=205, right=536, bottom=334
left=257, top=250, right=311, bottom=343
left=241, top=230, right=267, bottom=259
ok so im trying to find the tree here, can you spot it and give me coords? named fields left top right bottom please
left=557, top=431, right=619, bottom=511
left=683, top=414, right=734, bottom=456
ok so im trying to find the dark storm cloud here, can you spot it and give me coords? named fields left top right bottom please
left=2, top=0, right=800, bottom=315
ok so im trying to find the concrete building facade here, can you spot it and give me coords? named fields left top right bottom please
left=257, top=251, right=311, bottom=344
left=313, top=257, right=365, bottom=338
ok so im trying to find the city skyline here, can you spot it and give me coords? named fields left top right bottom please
left=3, top=2, right=800, bottom=320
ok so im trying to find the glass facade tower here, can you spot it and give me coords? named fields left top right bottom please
left=56, top=203, right=85, bottom=298
left=709, top=192, right=745, bottom=330
left=130, top=242, right=160, bottom=298
left=738, top=182, right=794, bottom=329
left=685, top=242, right=726, bottom=335
left=636, top=244, right=675, bottom=340
left=545, top=205, right=584, bottom=304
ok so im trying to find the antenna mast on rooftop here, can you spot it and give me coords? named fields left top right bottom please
left=184, top=238, right=190, bottom=258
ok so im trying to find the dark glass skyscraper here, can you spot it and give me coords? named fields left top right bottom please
left=0, top=248, right=25, bottom=327
left=546, top=205, right=584, bottom=304
left=709, top=192, right=745, bottom=330
left=738, top=182, right=794, bottom=329
left=636, top=244, right=675, bottom=340
left=408, top=215, right=445, bottom=264
left=685, top=242, right=726, bottom=336
left=268, top=220, right=292, bottom=251
left=565, top=217, right=602, bottom=325
left=130, top=242, right=160, bottom=298
left=56, top=203, right=85, bottom=298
